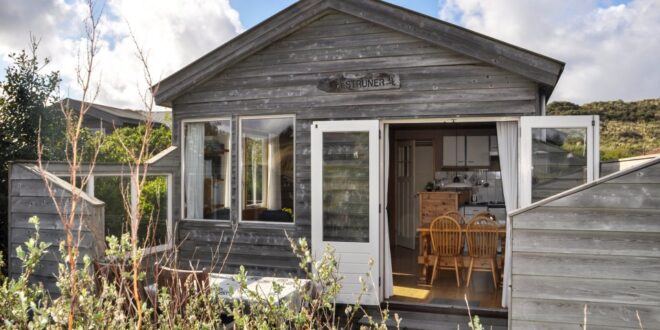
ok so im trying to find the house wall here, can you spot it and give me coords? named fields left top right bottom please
left=510, top=158, right=660, bottom=329
left=171, top=12, right=541, bottom=276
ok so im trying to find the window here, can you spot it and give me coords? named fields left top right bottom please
left=93, top=175, right=170, bottom=249
left=240, top=116, right=294, bottom=222
left=183, top=120, right=231, bottom=220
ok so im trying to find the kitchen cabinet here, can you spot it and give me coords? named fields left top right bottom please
left=442, top=136, right=465, bottom=166
left=443, top=135, right=489, bottom=167
left=466, top=136, right=490, bottom=166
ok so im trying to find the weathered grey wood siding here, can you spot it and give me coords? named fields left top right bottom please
left=8, top=163, right=105, bottom=293
left=510, top=158, right=660, bottom=329
left=171, top=12, right=540, bottom=276
left=8, top=151, right=180, bottom=293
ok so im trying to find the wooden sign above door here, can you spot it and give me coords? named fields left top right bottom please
left=317, top=72, right=400, bottom=93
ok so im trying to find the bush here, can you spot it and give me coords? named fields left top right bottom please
left=0, top=217, right=400, bottom=329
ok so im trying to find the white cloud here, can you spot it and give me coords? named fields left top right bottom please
left=0, top=0, right=243, bottom=109
left=439, top=0, right=660, bottom=103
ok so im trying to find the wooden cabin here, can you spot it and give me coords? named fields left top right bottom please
left=152, top=0, right=600, bottom=316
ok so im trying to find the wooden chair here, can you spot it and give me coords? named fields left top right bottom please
left=473, top=211, right=496, bottom=222
left=154, top=263, right=210, bottom=314
left=429, top=216, right=463, bottom=287
left=443, top=210, right=466, bottom=224
left=465, top=215, right=499, bottom=289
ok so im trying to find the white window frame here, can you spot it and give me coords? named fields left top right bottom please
left=238, top=114, right=296, bottom=225
left=88, top=173, right=174, bottom=255
left=180, top=117, right=233, bottom=222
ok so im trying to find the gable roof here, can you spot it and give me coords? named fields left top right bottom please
left=154, top=0, right=565, bottom=107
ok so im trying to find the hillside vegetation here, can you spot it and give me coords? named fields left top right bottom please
left=548, top=99, right=659, bottom=161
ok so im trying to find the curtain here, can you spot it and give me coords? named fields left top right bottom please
left=383, top=125, right=394, bottom=298
left=497, top=121, right=518, bottom=308
left=185, top=123, right=205, bottom=219
left=267, top=134, right=281, bottom=210
left=223, top=135, right=231, bottom=208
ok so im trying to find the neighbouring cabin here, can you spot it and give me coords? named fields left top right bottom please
left=7, top=150, right=180, bottom=294
left=7, top=163, right=105, bottom=293
left=509, top=157, right=660, bottom=329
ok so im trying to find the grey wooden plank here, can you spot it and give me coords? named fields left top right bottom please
left=512, top=274, right=660, bottom=306
left=511, top=297, right=660, bottom=329
left=11, top=179, right=73, bottom=197
left=608, top=162, right=660, bottom=184
left=180, top=75, right=532, bottom=104
left=11, top=227, right=96, bottom=249
left=201, top=64, right=510, bottom=91
left=240, top=41, right=451, bottom=67
left=222, top=53, right=481, bottom=78
left=177, top=100, right=535, bottom=119
left=279, top=21, right=392, bottom=41
left=510, top=319, right=637, bottom=330
left=512, top=252, right=660, bottom=281
left=545, top=183, right=660, bottom=209
left=512, top=229, right=660, bottom=257
left=512, top=207, right=660, bottom=233
left=260, top=31, right=421, bottom=54
left=11, top=196, right=93, bottom=215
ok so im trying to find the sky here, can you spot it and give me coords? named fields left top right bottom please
left=1, top=0, right=657, bottom=110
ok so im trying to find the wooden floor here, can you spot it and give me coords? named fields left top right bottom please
left=388, top=245, right=503, bottom=309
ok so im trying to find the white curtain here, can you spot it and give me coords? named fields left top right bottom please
left=383, top=125, right=394, bottom=298
left=267, top=134, right=281, bottom=210
left=185, top=123, right=205, bottom=219
left=497, top=121, right=518, bottom=308
left=223, top=135, right=231, bottom=208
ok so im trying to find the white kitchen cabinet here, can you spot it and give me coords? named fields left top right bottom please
left=466, top=136, right=490, bottom=167
left=443, top=136, right=466, bottom=166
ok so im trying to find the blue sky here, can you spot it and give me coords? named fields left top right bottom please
left=229, top=1, right=440, bottom=29
left=0, top=0, right=655, bottom=108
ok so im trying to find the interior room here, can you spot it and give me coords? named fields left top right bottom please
left=386, top=122, right=507, bottom=309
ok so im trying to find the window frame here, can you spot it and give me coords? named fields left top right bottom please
left=180, top=117, right=233, bottom=222
left=238, top=114, right=296, bottom=225
left=88, top=173, right=173, bottom=255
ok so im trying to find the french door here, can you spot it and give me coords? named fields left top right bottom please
left=519, top=115, right=599, bottom=207
left=311, top=120, right=380, bottom=305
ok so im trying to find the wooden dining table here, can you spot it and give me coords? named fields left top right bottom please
left=416, top=223, right=506, bottom=283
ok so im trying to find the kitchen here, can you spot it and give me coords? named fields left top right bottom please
left=389, top=122, right=507, bottom=308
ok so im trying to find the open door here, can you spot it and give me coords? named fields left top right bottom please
left=519, top=115, right=599, bottom=207
left=311, top=120, right=380, bottom=305
left=395, top=140, right=415, bottom=249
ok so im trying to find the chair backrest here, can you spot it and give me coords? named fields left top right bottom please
left=472, top=211, right=496, bottom=222
left=444, top=210, right=465, bottom=225
left=466, top=215, right=499, bottom=257
left=429, top=216, right=463, bottom=257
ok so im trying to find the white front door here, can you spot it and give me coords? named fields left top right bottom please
left=519, top=115, right=600, bottom=207
left=311, top=120, right=380, bottom=305
left=395, top=140, right=415, bottom=249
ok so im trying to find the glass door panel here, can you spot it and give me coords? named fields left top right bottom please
left=322, top=131, right=370, bottom=242
left=520, top=115, right=599, bottom=207
left=531, top=127, right=588, bottom=202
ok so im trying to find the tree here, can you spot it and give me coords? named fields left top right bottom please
left=0, top=38, right=61, bottom=269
